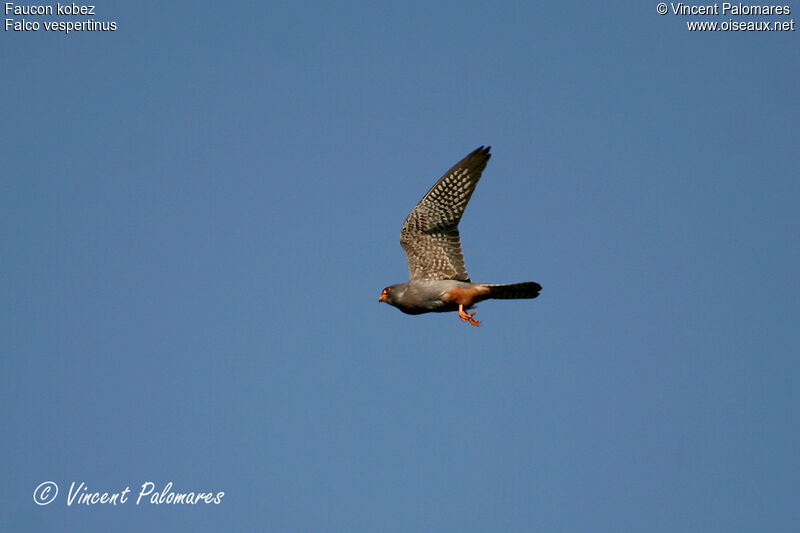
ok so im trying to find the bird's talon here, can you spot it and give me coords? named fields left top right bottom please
left=458, top=309, right=481, bottom=327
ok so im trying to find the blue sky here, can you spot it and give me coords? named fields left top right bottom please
left=2, top=1, right=799, bottom=531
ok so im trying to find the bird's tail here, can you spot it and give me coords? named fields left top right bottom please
left=482, top=282, right=542, bottom=300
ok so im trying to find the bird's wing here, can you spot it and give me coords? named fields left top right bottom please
left=400, top=146, right=491, bottom=282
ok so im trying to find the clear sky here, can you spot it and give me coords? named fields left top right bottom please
left=2, top=1, right=799, bottom=531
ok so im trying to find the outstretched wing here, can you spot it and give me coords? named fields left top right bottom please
left=400, top=146, right=491, bottom=282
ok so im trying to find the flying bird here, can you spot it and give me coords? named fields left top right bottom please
left=379, top=146, right=541, bottom=326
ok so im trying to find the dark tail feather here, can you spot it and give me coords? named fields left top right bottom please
left=484, top=282, right=542, bottom=300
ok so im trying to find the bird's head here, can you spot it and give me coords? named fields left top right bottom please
left=378, top=286, right=393, bottom=303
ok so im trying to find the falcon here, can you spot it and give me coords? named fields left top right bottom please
left=379, top=146, right=541, bottom=326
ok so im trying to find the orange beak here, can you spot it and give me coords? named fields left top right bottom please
left=379, top=293, right=388, bottom=302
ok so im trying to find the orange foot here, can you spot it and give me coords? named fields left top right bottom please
left=458, top=304, right=481, bottom=327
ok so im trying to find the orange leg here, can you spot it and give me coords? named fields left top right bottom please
left=458, top=304, right=481, bottom=327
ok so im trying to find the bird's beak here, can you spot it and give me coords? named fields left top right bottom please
left=379, top=293, right=388, bottom=302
